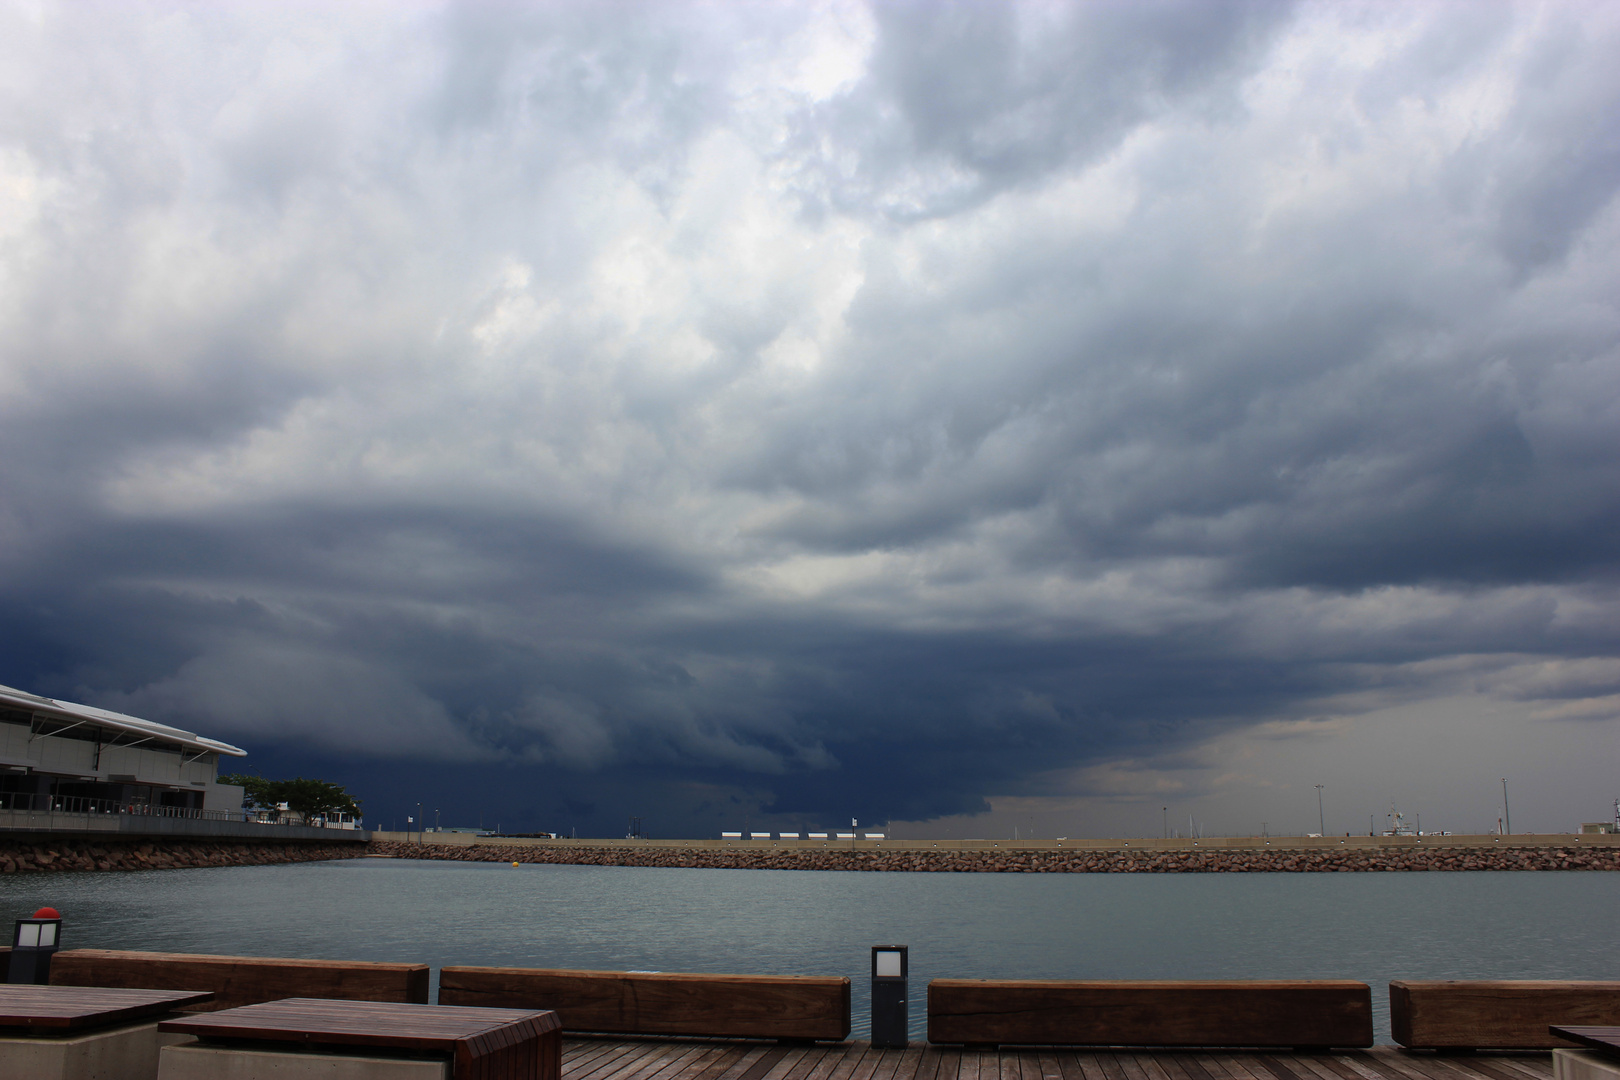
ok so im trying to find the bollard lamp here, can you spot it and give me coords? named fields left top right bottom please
left=9, top=906, right=63, bottom=984
left=870, top=945, right=908, bottom=1049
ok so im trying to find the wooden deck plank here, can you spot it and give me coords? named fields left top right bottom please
left=1204, top=1052, right=1260, bottom=1080
left=1097, top=1052, right=1133, bottom=1080
left=1053, top=1050, right=1088, bottom=1080
left=1467, top=1055, right=1556, bottom=1080
left=1299, top=1053, right=1377, bottom=1080
left=1386, top=1052, right=1513, bottom=1080
left=1114, top=1049, right=1156, bottom=1080
left=568, top=1039, right=665, bottom=1080
left=561, top=1038, right=1559, bottom=1080
left=761, top=1047, right=814, bottom=1080
left=1280, top=1052, right=1356, bottom=1080
left=1253, top=1056, right=1313, bottom=1080
left=684, top=1043, right=768, bottom=1080
left=1074, top=1052, right=1115, bottom=1080
left=617, top=1040, right=715, bottom=1080
left=824, top=1044, right=880, bottom=1080
left=568, top=1038, right=655, bottom=1072
left=912, top=1045, right=950, bottom=1080
left=1353, top=1049, right=1446, bottom=1080
left=582, top=1040, right=688, bottom=1080
left=799, top=1044, right=863, bottom=1080
left=1143, top=1052, right=1199, bottom=1080
left=647, top=1042, right=747, bottom=1080
left=780, top=1046, right=831, bottom=1080
left=1036, top=1050, right=1068, bottom=1080
left=1130, top=1050, right=1177, bottom=1080
left=933, top=1045, right=966, bottom=1080
left=846, top=1043, right=894, bottom=1080
left=567, top=1041, right=619, bottom=1066
left=736, top=1046, right=795, bottom=1080
left=1323, top=1051, right=1392, bottom=1080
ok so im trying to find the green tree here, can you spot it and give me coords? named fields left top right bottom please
left=220, top=773, right=362, bottom=825
left=280, top=777, right=362, bottom=824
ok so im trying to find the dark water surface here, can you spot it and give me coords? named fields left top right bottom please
left=4, top=858, right=1615, bottom=1042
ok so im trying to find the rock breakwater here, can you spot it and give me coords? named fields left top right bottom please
left=0, top=838, right=364, bottom=873
left=367, top=840, right=1619, bottom=872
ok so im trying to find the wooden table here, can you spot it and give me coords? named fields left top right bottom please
left=0, top=984, right=215, bottom=1033
left=1553, top=1027, right=1620, bottom=1058
left=159, top=997, right=561, bottom=1080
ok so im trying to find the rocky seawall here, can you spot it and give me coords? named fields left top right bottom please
left=369, top=839, right=1618, bottom=872
left=0, top=838, right=364, bottom=873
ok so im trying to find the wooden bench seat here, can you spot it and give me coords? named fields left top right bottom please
left=47, top=949, right=429, bottom=1011
left=927, top=979, right=1373, bottom=1048
left=437, top=966, right=851, bottom=1041
left=1391, top=980, right=1620, bottom=1049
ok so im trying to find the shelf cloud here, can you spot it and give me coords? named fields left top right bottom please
left=1, top=0, right=1616, bottom=836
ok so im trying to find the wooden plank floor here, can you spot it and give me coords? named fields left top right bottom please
left=562, top=1039, right=1554, bottom=1080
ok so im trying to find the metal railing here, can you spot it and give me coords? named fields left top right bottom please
left=0, top=793, right=247, bottom=822
left=0, top=794, right=361, bottom=829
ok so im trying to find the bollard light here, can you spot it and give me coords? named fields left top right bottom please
left=870, top=945, right=908, bottom=1049
left=9, top=906, right=63, bottom=985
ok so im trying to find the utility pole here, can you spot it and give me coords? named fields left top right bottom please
left=1316, top=785, right=1325, bottom=836
left=1502, top=779, right=1511, bottom=835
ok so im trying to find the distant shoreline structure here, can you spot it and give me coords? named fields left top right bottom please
left=367, top=833, right=1620, bottom=873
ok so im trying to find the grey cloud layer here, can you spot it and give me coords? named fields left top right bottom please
left=0, top=0, right=1616, bottom=830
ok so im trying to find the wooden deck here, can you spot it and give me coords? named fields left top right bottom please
left=562, top=1037, right=1555, bottom=1080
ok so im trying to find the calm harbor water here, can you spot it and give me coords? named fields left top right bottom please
left=4, top=857, right=1616, bottom=1043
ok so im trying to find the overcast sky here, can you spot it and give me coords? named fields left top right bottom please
left=1, top=0, right=1616, bottom=838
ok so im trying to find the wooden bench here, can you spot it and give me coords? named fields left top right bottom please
left=927, top=979, right=1373, bottom=1048
left=159, top=998, right=560, bottom=1080
left=1391, top=981, right=1620, bottom=1049
left=437, top=967, right=851, bottom=1041
left=0, top=984, right=214, bottom=1079
left=47, top=949, right=429, bottom=1011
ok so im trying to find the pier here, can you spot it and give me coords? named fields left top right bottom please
left=560, top=1037, right=1552, bottom=1080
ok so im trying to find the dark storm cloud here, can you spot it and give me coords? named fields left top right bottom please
left=844, top=0, right=1291, bottom=209
left=0, top=0, right=1616, bottom=835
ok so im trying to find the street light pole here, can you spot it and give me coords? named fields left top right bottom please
left=416, top=802, right=423, bottom=845
left=1502, top=779, right=1511, bottom=836
left=1162, top=807, right=1168, bottom=839
left=1316, top=785, right=1325, bottom=836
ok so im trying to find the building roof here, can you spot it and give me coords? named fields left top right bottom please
left=0, top=684, right=247, bottom=758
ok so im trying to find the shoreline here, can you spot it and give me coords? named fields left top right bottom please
left=0, top=837, right=363, bottom=873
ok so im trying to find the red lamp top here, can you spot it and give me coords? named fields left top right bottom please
left=33, top=907, right=60, bottom=920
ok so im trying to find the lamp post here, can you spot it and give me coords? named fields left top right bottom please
left=1162, top=806, right=1167, bottom=839
left=1316, top=785, right=1325, bottom=836
left=8, top=907, right=62, bottom=984
left=416, top=802, right=423, bottom=844
left=871, top=946, right=909, bottom=1049
left=1502, top=779, right=1511, bottom=836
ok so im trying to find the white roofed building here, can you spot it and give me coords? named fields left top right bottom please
left=0, top=683, right=248, bottom=820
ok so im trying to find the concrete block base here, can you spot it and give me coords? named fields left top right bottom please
left=158, top=1039, right=450, bottom=1079
left=1556, top=1050, right=1620, bottom=1080
left=0, top=1017, right=192, bottom=1080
